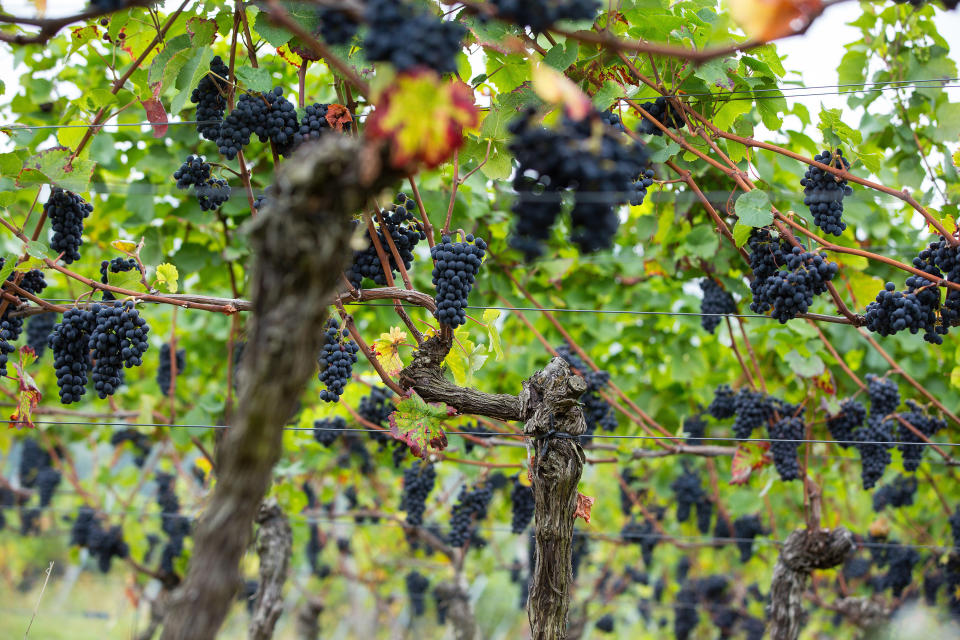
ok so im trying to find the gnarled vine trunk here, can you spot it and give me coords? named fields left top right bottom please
left=160, top=136, right=398, bottom=640
left=248, top=500, right=292, bottom=640
left=402, top=347, right=587, bottom=640
left=768, top=527, right=854, bottom=640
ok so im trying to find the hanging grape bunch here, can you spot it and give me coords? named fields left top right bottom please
left=216, top=88, right=298, bottom=159
left=316, top=318, right=359, bottom=402
left=430, top=234, right=486, bottom=328
left=699, top=278, right=736, bottom=334
left=507, top=107, right=650, bottom=258
left=190, top=56, right=230, bottom=141
left=88, top=300, right=150, bottom=400
left=44, top=187, right=93, bottom=264
left=801, top=149, right=854, bottom=236
left=362, top=0, right=466, bottom=74
left=489, top=0, right=600, bottom=31
left=345, top=193, right=426, bottom=289
left=635, top=96, right=686, bottom=135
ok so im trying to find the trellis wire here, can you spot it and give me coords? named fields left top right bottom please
left=4, top=505, right=956, bottom=553
left=2, top=76, right=958, bottom=132
left=8, top=419, right=958, bottom=448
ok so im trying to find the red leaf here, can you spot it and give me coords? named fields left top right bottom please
left=141, top=97, right=168, bottom=138
left=574, top=492, right=595, bottom=523
left=9, top=346, right=40, bottom=429
left=325, top=104, right=353, bottom=132
left=730, top=441, right=771, bottom=485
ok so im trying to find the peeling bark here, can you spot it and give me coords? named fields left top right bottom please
left=160, top=136, right=398, bottom=640
left=248, top=500, right=292, bottom=640
left=768, top=527, right=854, bottom=640
left=434, top=580, right=479, bottom=640
left=832, top=596, right=890, bottom=630
left=522, top=358, right=587, bottom=640
left=399, top=333, right=522, bottom=421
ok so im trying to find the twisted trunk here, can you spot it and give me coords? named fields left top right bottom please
left=768, top=527, right=854, bottom=640
left=161, top=136, right=397, bottom=640
left=248, top=500, right=292, bottom=640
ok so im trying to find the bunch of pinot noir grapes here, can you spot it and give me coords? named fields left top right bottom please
left=156, top=343, right=186, bottom=396
left=635, top=96, right=685, bottom=135
left=44, top=188, right=92, bottom=264
left=507, top=107, right=650, bottom=258
left=316, top=7, right=360, bottom=44
left=88, top=301, right=150, bottom=399
left=897, top=399, right=945, bottom=471
left=769, top=414, right=805, bottom=481
left=699, top=279, right=736, bottom=333
left=400, top=461, right=436, bottom=526
left=190, top=56, right=229, bottom=141
left=316, top=318, right=359, bottom=402
left=25, top=313, right=56, bottom=357
left=345, top=193, right=426, bottom=289
left=430, top=234, right=486, bottom=328
left=448, top=481, right=493, bottom=548
left=49, top=307, right=97, bottom=404
left=313, top=416, right=346, bottom=447
left=800, top=149, right=854, bottom=236
left=510, top=475, right=535, bottom=533
left=216, top=88, right=299, bottom=159
left=363, top=0, right=466, bottom=74
left=489, top=0, right=600, bottom=32
left=826, top=399, right=865, bottom=447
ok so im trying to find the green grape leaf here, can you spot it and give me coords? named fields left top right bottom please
left=483, top=308, right=503, bottom=360
left=388, top=391, right=451, bottom=459
left=171, top=47, right=214, bottom=117
left=17, top=147, right=95, bottom=194
left=186, top=16, right=218, bottom=47
left=24, top=241, right=52, bottom=260
left=0, top=254, right=16, bottom=283
left=235, top=66, right=273, bottom=93
left=818, top=107, right=862, bottom=148
left=147, top=34, right=192, bottom=90
left=156, top=263, right=179, bottom=293
left=784, top=350, right=825, bottom=378
left=591, top=80, right=623, bottom=111
left=733, top=190, right=772, bottom=227
left=694, top=58, right=736, bottom=91
left=543, top=42, right=579, bottom=71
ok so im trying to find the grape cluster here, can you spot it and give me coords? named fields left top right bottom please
left=733, top=514, right=764, bottom=562
left=801, top=149, right=854, bottom=236
left=696, top=496, right=714, bottom=535
left=674, top=583, right=700, bottom=640
left=874, top=543, right=919, bottom=597
left=293, top=103, right=331, bottom=148
left=683, top=413, right=706, bottom=446
left=190, top=56, right=229, bottom=141
left=156, top=472, right=190, bottom=576
left=510, top=475, right=535, bottom=533
left=872, top=475, right=918, bottom=511
left=89, top=301, right=150, bottom=400
left=507, top=108, right=650, bottom=258
left=18, top=438, right=51, bottom=489
left=635, top=97, right=685, bottom=135
left=110, top=428, right=152, bottom=466
left=853, top=416, right=894, bottom=489
left=25, top=312, right=56, bottom=357
left=769, top=415, right=805, bottom=481
left=490, top=0, right=599, bottom=31
left=448, top=482, right=493, bottom=548
left=897, top=399, right=945, bottom=471
left=216, top=88, right=299, bottom=159
left=671, top=466, right=706, bottom=523
left=358, top=385, right=394, bottom=442
left=313, top=416, right=345, bottom=446
left=405, top=571, right=430, bottom=617
left=345, top=194, right=426, bottom=289
left=699, top=279, right=736, bottom=333
left=252, top=187, right=273, bottom=214
left=44, top=187, right=93, bottom=264
left=430, top=234, right=486, bottom=328
left=707, top=384, right=737, bottom=420
left=731, top=389, right=775, bottom=439
left=196, top=177, right=232, bottom=211
left=316, top=318, right=359, bottom=402
left=866, top=374, right=900, bottom=417
left=156, top=343, right=186, bottom=397
left=594, top=613, right=615, bottom=633
left=400, top=461, right=436, bottom=526
left=864, top=280, right=942, bottom=343
left=99, top=256, right=140, bottom=301
left=49, top=307, right=97, bottom=404
left=173, top=155, right=211, bottom=189
left=316, top=7, right=359, bottom=44
left=622, top=517, right=659, bottom=567
left=748, top=232, right=839, bottom=323
left=34, top=468, right=60, bottom=510
left=826, top=398, right=865, bottom=447
left=630, top=168, right=656, bottom=206
left=70, top=508, right=130, bottom=573
left=363, top=0, right=465, bottom=74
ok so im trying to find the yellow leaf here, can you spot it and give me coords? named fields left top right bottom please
left=111, top=240, right=138, bottom=254
left=366, top=70, right=479, bottom=170
left=156, top=263, right=179, bottom=293
left=373, top=326, right=408, bottom=376
left=531, top=62, right=592, bottom=120
left=482, top=309, right=503, bottom=360
left=727, top=0, right=822, bottom=41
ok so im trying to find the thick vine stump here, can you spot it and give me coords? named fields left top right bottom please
left=160, top=136, right=397, bottom=640
left=768, top=527, right=854, bottom=640
left=248, top=499, right=292, bottom=640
